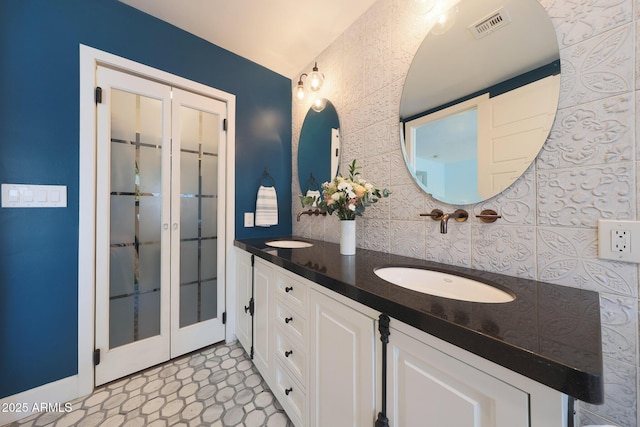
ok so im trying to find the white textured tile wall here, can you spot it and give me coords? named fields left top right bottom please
left=291, top=0, right=639, bottom=425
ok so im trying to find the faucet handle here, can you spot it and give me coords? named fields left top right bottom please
left=476, top=209, right=501, bottom=223
left=420, top=209, right=444, bottom=220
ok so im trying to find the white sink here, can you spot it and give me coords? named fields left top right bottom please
left=374, top=267, right=515, bottom=303
left=265, top=240, right=313, bottom=249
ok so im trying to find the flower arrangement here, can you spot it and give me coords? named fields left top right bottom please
left=301, top=160, right=391, bottom=220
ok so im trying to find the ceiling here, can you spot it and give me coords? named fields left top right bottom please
left=119, top=0, right=378, bottom=78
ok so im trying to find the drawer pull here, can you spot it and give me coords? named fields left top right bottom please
left=285, top=387, right=293, bottom=396
left=285, top=350, right=293, bottom=358
left=285, top=286, right=293, bottom=293
left=285, top=316, right=293, bottom=324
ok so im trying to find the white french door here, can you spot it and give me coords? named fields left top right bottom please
left=95, top=67, right=226, bottom=386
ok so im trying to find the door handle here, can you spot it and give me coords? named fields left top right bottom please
left=172, top=223, right=179, bottom=229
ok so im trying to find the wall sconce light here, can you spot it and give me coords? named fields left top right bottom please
left=308, top=62, right=324, bottom=92
left=294, top=62, right=325, bottom=104
left=295, top=74, right=307, bottom=102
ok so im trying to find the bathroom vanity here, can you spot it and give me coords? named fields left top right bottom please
left=234, top=237, right=603, bottom=427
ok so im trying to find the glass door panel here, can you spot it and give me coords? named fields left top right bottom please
left=179, top=106, right=219, bottom=327
left=171, top=88, right=226, bottom=358
left=109, top=87, right=163, bottom=347
left=95, top=66, right=172, bottom=386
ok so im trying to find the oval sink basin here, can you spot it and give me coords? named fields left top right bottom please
left=374, top=267, right=515, bottom=303
left=265, top=240, right=313, bottom=249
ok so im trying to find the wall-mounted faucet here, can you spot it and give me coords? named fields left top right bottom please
left=420, top=209, right=468, bottom=234
left=297, top=208, right=327, bottom=222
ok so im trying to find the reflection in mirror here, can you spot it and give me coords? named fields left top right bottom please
left=298, top=99, right=340, bottom=200
left=400, top=0, right=560, bottom=205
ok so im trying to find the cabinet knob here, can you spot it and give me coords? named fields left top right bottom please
left=285, top=286, right=293, bottom=293
left=284, top=317, right=293, bottom=324
left=285, top=350, right=293, bottom=358
left=284, top=387, right=293, bottom=396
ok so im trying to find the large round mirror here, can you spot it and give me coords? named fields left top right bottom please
left=298, top=99, right=340, bottom=196
left=400, top=0, right=560, bottom=205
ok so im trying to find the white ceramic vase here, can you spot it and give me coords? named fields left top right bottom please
left=340, top=219, right=356, bottom=255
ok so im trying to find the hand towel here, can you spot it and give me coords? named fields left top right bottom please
left=306, top=189, right=321, bottom=207
left=255, top=185, right=278, bottom=227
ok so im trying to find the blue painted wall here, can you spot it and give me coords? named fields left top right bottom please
left=0, top=0, right=292, bottom=398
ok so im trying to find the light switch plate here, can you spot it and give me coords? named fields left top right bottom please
left=244, top=212, right=255, bottom=227
left=1, top=184, right=67, bottom=208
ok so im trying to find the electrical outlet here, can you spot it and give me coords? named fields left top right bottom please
left=611, top=229, right=631, bottom=253
left=598, top=220, right=640, bottom=263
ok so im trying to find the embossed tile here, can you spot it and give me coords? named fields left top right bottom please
left=557, top=24, right=634, bottom=109
left=537, top=226, right=637, bottom=297
left=547, top=0, right=633, bottom=49
left=540, top=94, right=633, bottom=170
left=582, top=356, right=637, bottom=427
left=537, top=163, right=635, bottom=227
left=471, top=225, right=537, bottom=279
left=600, top=294, right=637, bottom=366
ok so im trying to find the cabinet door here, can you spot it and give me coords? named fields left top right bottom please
left=388, top=327, right=529, bottom=427
left=253, top=259, right=273, bottom=377
left=235, top=249, right=252, bottom=355
left=309, top=289, right=376, bottom=427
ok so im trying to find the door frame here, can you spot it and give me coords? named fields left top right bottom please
left=78, top=45, right=236, bottom=396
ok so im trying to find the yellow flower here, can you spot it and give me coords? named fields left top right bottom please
left=354, top=184, right=366, bottom=198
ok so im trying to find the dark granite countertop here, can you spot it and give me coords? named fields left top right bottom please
left=235, top=236, right=604, bottom=404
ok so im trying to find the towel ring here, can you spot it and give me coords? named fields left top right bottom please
left=260, top=168, right=275, bottom=187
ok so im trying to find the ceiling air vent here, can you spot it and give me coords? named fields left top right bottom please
left=468, top=7, right=512, bottom=39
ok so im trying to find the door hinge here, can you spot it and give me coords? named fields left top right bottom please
left=250, top=346, right=254, bottom=360
left=93, top=349, right=101, bottom=366
left=95, top=87, right=103, bottom=104
left=251, top=254, right=255, bottom=267
left=223, top=118, right=228, bottom=131
left=248, top=297, right=255, bottom=316
left=222, top=311, right=227, bottom=324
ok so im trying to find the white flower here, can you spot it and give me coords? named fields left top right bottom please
left=331, top=192, right=342, bottom=201
left=348, top=204, right=356, bottom=211
left=337, top=181, right=352, bottom=192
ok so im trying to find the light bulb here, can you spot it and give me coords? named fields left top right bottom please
left=295, top=83, right=306, bottom=101
left=308, top=62, right=324, bottom=92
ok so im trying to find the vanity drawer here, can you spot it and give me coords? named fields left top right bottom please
left=276, top=271, right=308, bottom=309
left=275, top=299, right=306, bottom=341
left=275, top=359, right=306, bottom=427
left=275, top=326, right=307, bottom=386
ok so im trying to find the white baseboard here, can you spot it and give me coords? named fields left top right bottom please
left=0, top=376, right=84, bottom=426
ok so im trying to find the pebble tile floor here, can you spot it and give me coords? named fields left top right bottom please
left=4, top=341, right=293, bottom=427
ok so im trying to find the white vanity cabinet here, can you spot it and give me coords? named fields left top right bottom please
left=234, top=248, right=569, bottom=427
left=387, top=321, right=568, bottom=427
left=253, top=258, right=274, bottom=379
left=234, top=249, right=253, bottom=356
left=271, top=268, right=310, bottom=427
left=308, top=288, right=377, bottom=427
